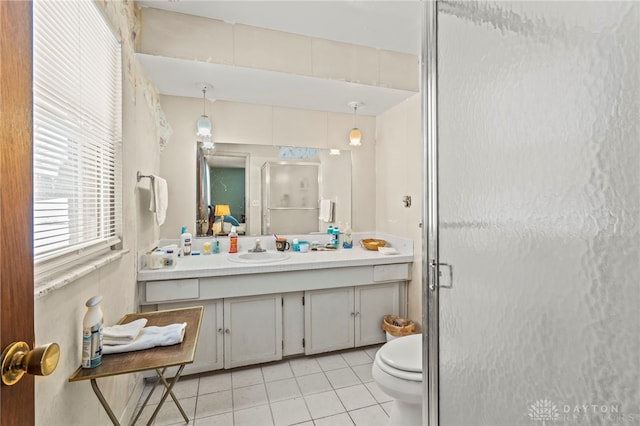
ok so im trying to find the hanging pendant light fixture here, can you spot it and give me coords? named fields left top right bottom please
left=348, top=101, right=363, bottom=146
left=196, top=83, right=213, bottom=139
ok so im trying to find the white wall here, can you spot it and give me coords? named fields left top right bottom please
left=375, top=93, right=423, bottom=323
left=160, top=95, right=377, bottom=239
left=34, top=70, right=161, bottom=425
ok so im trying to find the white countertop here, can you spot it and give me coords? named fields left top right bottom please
left=138, top=233, right=414, bottom=282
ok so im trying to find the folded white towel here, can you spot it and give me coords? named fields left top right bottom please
left=102, top=323, right=186, bottom=354
left=319, top=199, right=333, bottom=222
left=103, top=319, right=147, bottom=343
left=149, top=175, right=168, bottom=226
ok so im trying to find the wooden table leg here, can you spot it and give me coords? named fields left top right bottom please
left=90, top=379, right=120, bottom=426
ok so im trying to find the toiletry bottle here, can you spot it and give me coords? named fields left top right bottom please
left=82, top=295, right=104, bottom=368
left=343, top=222, right=353, bottom=249
left=180, top=226, right=192, bottom=256
left=213, top=237, right=220, bottom=254
left=229, top=226, right=238, bottom=253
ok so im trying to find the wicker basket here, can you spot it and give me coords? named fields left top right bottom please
left=360, top=239, right=387, bottom=251
left=382, top=315, right=416, bottom=337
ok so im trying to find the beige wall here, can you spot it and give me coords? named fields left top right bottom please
left=34, top=70, right=161, bottom=425
left=375, top=93, right=423, bottom=324
left=159, top=95, right=377, bottom=238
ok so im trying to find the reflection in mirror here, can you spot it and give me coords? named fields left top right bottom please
left=196, top=143, right=249, bottom=237
left=196, top=143, right=352, bottom=237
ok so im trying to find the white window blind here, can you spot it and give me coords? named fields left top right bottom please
left=33, top=0, right=122, bottom=268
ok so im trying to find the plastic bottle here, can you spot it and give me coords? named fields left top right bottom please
left=82, top=295, right=104, bottom=368
left=180, top=226, right=192, bottom=256
left=343, top=222, right=353, bottom=249
left=229, top=226, right=238, bottom=253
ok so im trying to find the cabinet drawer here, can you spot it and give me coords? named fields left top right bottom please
left=146, top=279, right=199, bottom=302
left=373, top=264, right=410, bottom=282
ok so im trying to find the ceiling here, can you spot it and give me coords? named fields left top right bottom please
left=136, top=1, right=423, bottom=116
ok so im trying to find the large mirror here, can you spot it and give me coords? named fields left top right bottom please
left=196, top=142, right=352, bottom=237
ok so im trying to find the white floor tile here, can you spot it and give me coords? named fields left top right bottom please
left=348, top=405, right=389, bottom=426
left=325, top=367, right=361, bottom=389
left=304, top=390, right=345, bottom=419
left=196, top=390, right=233, bottom=419
left=313, top=412, right=355, bottom=426
left=232, top=368, right=264, bottom=388
left=341, top=350, right=373, bottom=366
left=270, top=397, right=311, bottom=425
left=233, top=404, right=274, bottom=426
left=381, top=401, right=394, bottom=417
left=289, top=357, right=322, bottom=376
left=363, top=346, right=380, bottom=360
left=315, top=353, right=349, bottom=371
left=335, top=384, right=377, bottom=411
left=199, top=372, right=232, bottom=395
left=351, top=362, right=374, bottom=383
left=233, top=383, right=269, bottom=410
left=266, top=378, right=302, bottom=402
left=295, top=372, right=332, bottom=395
left=364, top=381, right=393, bottom=404
left=262, top=363, right=294, bottom=382
left=194, top=411, right=233, bottom=426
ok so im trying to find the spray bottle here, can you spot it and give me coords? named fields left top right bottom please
left=82, top=295, right=104, bottom=368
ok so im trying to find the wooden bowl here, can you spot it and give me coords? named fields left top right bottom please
left=360, top=238, right=387, bottom=251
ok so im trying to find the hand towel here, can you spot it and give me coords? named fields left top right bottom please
left=103, top=322, right=186, bottom=354
left=103, top=318, right=148, bottom=343
left=149, top=175, right=168, bottom=226
left=319, top=199, right=333, bottom=222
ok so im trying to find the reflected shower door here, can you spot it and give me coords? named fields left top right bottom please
left=435, top=2, right=639, bottom=425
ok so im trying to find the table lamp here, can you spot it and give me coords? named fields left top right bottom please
left=214, top=204, right=231, bottom=234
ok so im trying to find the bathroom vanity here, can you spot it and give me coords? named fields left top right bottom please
left=137, top=235, right=413, bottom=375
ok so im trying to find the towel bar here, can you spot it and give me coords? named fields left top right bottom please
left=136, top=171, right=155, bottom=182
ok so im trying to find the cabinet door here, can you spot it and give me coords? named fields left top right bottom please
left=282, top=292, right=305, bottom=356
left=224, top=294, right=282, bottom=369
left=163, top=300, right=224, bottom=374
left=304, top=287, right=355, bottom=355
left=355, top=283, right=400, bottom=347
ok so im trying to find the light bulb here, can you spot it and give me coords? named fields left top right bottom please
left=349, top=128, right=362, bottom=146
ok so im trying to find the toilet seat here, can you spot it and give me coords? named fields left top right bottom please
left=376, top=334, right=422, bottom=382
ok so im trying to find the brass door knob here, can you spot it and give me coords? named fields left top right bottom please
left=1, top=341, right=60, bottom=386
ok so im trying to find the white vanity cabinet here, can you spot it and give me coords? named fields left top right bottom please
left=138, top=253, right=412, bottom=375
left=304, top=282, right=402, bottom=355
left=143, top=294, right=283, bottom=374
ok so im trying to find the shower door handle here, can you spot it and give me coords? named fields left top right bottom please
left=429, top=260, right=453, bottom=291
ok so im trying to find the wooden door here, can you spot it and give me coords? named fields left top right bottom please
left=0, top=1, right=35, bottom=425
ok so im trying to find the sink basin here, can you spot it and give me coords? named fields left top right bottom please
left=228, top=251, right=290, bottom=264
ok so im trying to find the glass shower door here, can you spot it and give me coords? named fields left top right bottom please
left=433, top=2, right=639, bottom=425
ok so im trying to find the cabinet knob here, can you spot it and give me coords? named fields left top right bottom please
left=350, top=312, right=355, bottom=317
left=355, top=312, right=360, bottom=317
left=225, top=328, right=230, bottom=334
left=217, top=328, right=223, bottom=334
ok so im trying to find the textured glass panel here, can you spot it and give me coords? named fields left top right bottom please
left=436, top=2, right=639, bottom=425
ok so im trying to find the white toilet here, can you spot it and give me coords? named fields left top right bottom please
left=371, top=333, right=422, bottom=426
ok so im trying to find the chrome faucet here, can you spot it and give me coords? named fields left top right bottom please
left=248, top=238, right=266, bottom=253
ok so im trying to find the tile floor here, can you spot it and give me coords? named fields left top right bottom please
left=132, top=345, right=394, bottom=426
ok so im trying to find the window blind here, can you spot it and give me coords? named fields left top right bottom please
left=33, top=0, right=122, bottom=267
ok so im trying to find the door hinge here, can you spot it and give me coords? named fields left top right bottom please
left=302, top=338, right=305, bottom=348
left=282, top=298, right=284, bottom=307
left=302, top=296, right=305, bottom=306
left=282, top=340, right=284, bottom=350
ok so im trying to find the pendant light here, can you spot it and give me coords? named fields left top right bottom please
left=196, top=83, right=213, bottom=139
left=348, top=101, right=363, bottom=146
